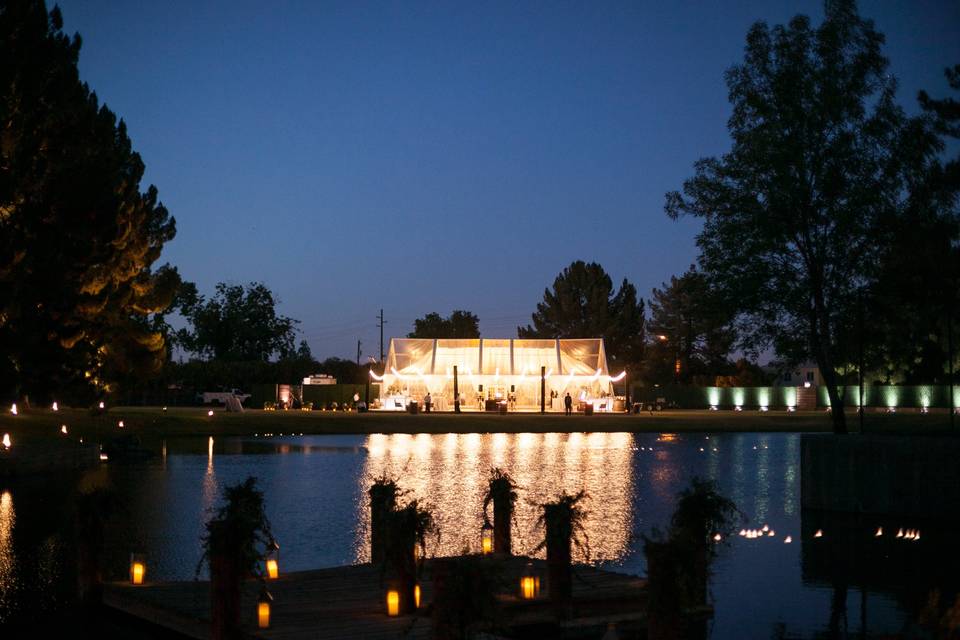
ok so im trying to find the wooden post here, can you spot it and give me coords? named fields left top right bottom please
left=210, top=549, right=242, bottom=640
left=453, top=366, right=460, bottom=414
left=544, top=506, right=572, bottom=614
left=493, top=493, right=512, bottom=555
left=370, top=484, right=397, bottom=565
left=540, top=366, right=546, bottom=414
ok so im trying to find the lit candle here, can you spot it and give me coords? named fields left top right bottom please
left=257, top=588, right=273, bottom=628
left=814, top=529, right=823, bottom=538
left=130, top=561, right=145, bottom=585
left=386, top=589, right=400, bottom=616
left=521, top=576, right=536, bottom=599
left=414, top=584, right=421, bottom=609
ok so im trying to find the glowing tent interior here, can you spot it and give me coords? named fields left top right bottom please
left=371, top=338, right=625, bottom=412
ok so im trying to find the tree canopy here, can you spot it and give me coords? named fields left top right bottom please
left=664, top=0, right=951, bottom=433
left=408, top=310, right=480, bottom=339
left=645, top=267, right=736, bottom=386
left=519, top=261, right=645, bottom=370
left=0, top=1, right=180, bottom=403
left=177, top=282, right=298, bottom=362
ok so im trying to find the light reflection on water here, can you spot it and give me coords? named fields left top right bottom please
left=1, top=431, right=955, bottom=639
left=0, top=490, right=15, bottom=621
left=354, top=432, right=634, bottom=564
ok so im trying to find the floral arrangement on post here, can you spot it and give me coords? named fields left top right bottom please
left=197, top=477, right=275, bottom=640
left=369, top=476, right=401, bottom=564
left=643, top=477, right=738, bottom=640
left=533, top=490, right=588, bottom=613
left=382, top=498, right=438, bottom=616
left=482, top=468, right=518, bottom=555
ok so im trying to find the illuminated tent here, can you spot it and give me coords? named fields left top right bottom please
left=373, top=338, right=624, bottom=412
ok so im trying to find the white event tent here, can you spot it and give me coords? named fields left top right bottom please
left=371, top=338, right=625, bottom=412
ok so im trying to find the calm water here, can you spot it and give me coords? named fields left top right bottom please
left=1, top=431, right=955, bottom=638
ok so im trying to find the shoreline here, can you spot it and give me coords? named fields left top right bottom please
left=2, top=406, right=956, bottom=441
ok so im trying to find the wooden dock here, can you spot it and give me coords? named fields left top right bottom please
left=102, top=556, right=648, bottom=639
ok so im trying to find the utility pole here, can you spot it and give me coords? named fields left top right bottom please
left=377, top=309, right=387, bottom=363
left=858, top=290, right=864, bottom=434
left=356, top=340, right=361, bottom=366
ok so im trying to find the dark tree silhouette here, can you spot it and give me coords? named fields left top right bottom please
left=0, top=0, right=180, bottom=404
left=409, top=310, right=480, bottom=339
left=665, top=1, right=943, bottom=433
left=645, top=266, right=736, bottom=385
left=177, top=282, right=298, bottom=362
left=519, top=261, right=644, bottom=371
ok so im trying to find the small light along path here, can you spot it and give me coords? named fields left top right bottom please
left=102, top=556, right=649, bottom=639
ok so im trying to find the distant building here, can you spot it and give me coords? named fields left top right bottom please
left=774, top=363, right=824, bottom=387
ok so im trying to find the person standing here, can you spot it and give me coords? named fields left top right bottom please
left=424, top=391, right=432, bottom=413
left=564, top=392, right=573, bottom=416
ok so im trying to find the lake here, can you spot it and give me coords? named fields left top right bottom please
left=1, top=431, right=955, bottom=638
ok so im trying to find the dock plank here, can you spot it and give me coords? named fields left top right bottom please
left=103, top=556, right=647, bottom=639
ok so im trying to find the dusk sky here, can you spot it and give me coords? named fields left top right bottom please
left=55, top=1, right=960, bottom=361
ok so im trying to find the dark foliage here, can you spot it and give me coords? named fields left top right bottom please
left=409, top=310, right=481, bottom=339
left=198, top=477, right=275, bottom=579
left=0, top=0, right=180, bottom=404
left=519, top=261, right=645, bottom=371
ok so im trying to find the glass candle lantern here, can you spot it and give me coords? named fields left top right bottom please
left=257, top=587, right=273, bottom=628
left=266, top=539, right=280, bottom=579
left=129, top=553, right=146, bottom=585
left=520, top=561, right=539, bottom=599
left=481, top=520, right=494, bottom=555
left=386, top=589, right=400, bottom=616
left=414, top=584, right=421, bottom=609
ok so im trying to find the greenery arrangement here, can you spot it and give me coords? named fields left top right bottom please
left=482, top=468, right=518, bottom=554
left=643, top=478, right=738, bottom=635
left=197, top=477, right=275, bottom=578
left=430, top=555, right=505, bottom=640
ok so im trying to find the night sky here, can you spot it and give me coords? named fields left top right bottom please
left=54, top=1, right=960, bottom=361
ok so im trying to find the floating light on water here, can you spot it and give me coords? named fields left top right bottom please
left=52, top=401, right=58, bottom=411
left=118, top=420, right=124, bottom=428
left=762, top=524, right=769, bottom=532
left=98, top=401, right=105, bottom=409
left=61, top=425, right=68, bottom=435
left=767, top=530, right=775, bottom=537
left=784, top=536, right=792, bottom=543
left=814, top=529, right=823, bottom=538
left=875, top=527, right=883, bottom=537
left=258, top=587, right=273, bottom=628
left=386, top=589, right=400, bottom=616
left=9, top=403, right=16, bottom=416
left=739, top=529, right=746, bottom=537
left=130, top=554, right=146, bottom=585
left=2, top=433, right=10, bottom=450
left=713, top=533, right=722, bottom=542
left=896, top=528, right=904, bottom=538
left=207, top=409, right=214, bottom=417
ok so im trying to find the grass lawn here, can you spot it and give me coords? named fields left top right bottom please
left=2, top=405, right=956, bottom=444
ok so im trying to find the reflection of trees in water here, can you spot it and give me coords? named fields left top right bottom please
left=800, top=510, right=960, bottom=638
left=354, top=433, right=634, bottom=564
